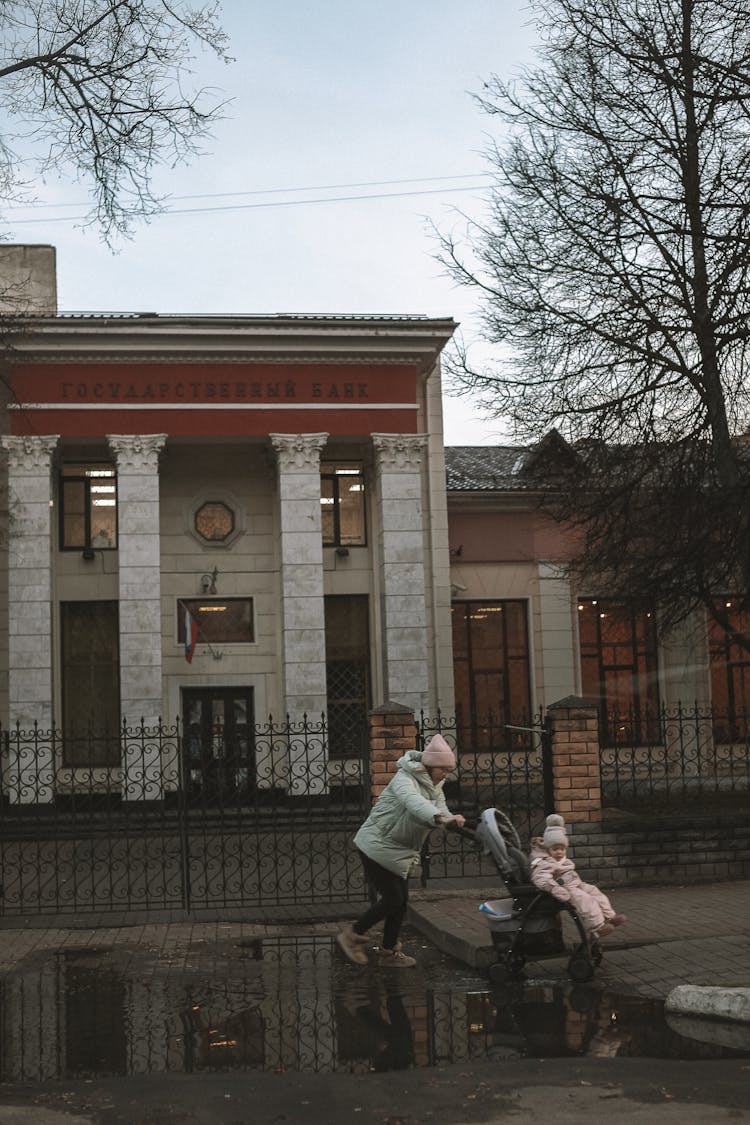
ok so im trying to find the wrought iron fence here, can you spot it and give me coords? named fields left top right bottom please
left=416, top=709, right=550, bottom=879
left=0, top=714, right=370, bottom=918
left=599, top=703, right=750, bottom=811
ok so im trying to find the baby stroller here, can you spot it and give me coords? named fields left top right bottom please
left=473, top=808, right=603, bottom=984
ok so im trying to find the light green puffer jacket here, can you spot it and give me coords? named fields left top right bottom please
left=353, top=749, right=453, bottom=877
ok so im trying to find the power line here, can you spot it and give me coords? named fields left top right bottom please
left=6, top=181, right=493, bottom=226
left=5, top=172, right=494, bottom=212
left=7, top=169, right=499, bottom=211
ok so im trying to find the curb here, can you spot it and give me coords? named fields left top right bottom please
left=407, top=903, right=496, bottom=969
left=665, top=985, right=750, bottom=1025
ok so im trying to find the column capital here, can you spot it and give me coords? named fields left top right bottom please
left=107, top=434, right=167, bottom=472
left=270, top=432, right=328, bottom=472
left=0, top=434, right=58, bottom=472
left=371, top=433, right=427, bottom=472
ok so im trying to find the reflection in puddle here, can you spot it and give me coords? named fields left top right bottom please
left=0, top=934, right=747, bottom=1080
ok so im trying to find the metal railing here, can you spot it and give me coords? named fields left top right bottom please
left=5, top=695, right=749, bottom=917
left=416, top=710, right=549, bottom=879
left=599, top=703, right=750, bottom=811
left=0, top=715, right=370, bottom=917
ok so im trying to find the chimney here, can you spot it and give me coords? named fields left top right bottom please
left=0, top=244, right=57, bottom=316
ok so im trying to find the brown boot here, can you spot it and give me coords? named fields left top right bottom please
left=592, top=923, right=615, bottom=940
left=336, top=925, right=368, bottom=965
left=377, top=946, right=416, bottom=968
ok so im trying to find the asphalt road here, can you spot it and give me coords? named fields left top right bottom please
left=0, top=1056, right=749, bottom=1124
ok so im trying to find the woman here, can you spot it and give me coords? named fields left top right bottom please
left=336, top=734, right=465, bottom=968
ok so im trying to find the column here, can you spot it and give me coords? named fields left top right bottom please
left=372, top=434, right=429, bottom=714
left=0, top=434, right=58, bottom=803
left=270, top=432, right=328, bottom=796
left=538, top=562, right=578, bottom=703
left=107, top=434, right=167, bottom=800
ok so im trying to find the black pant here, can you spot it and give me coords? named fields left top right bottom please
left=354, top=850, right=409, bottom=950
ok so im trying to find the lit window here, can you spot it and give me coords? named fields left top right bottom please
left=708, top=599, right=750, bottom=741
left=60, top=464, right=117, bottom=550
left=178, top=599, right=254, bottom=646
left=578, top=597, right=660, bottom=745
left=451, top=600, right=532, bottom=753
left=320, top=464, right=366, bottom=547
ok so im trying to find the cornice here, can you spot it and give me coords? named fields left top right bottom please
left=2, top=315, right=458, bottom=374
left=8, top=352, right=423, bottom=367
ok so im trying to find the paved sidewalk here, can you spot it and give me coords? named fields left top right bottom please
left=407, top=877, right=750, bottom=1000
left=0, top=878, right=748, bottom=1006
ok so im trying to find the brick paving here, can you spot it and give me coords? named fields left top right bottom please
left=407, top=877, right=750, bottom=1000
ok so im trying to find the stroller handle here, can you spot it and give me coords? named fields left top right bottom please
left=445, top=821, right=479, bottom=843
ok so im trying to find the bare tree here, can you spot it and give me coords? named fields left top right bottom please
left=441, top=0, right=750, bottom=636
left=0, top=0, right=230, bottom=242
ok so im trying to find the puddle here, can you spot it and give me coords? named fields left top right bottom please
left=0, top=930, right=747, bottom=1080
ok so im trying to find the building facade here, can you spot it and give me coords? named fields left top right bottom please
left=3, top=245, right=741, bottom=813
left=445, top=444, right=747, bottom=750
left=0, top=245, right=456, bottom=802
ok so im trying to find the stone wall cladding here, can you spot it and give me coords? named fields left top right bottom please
left=567, top=814, right=750, bottom=886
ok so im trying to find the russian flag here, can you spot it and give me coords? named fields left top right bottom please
left=185, top=607, right=199, bottom=663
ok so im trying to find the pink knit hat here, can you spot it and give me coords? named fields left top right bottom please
left=421, top=734, right=456, bottom=769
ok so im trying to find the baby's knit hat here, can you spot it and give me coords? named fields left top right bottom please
left=421, top=734, right=456, bottom=769
left=542, top=813, right=567, bottom=848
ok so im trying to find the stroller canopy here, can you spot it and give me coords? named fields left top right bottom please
left=475, top=808, right=531, bottom=886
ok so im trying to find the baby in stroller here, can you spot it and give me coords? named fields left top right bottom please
left=475, top=808, right=624, bottom=983
left=530, top=814, right=627, bottom=941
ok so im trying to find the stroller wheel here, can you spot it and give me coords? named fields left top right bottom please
left=488, top=961, right=510, bottom=985
left=567, top=952, right=594, bottom=983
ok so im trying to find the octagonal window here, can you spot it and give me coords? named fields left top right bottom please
left=194, top=501, right=235, bottom=543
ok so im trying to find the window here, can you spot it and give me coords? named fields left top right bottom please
left=60, top=464, right=117, bottom=550
left=194, top=500, right=235, bottom=543
left=451, top=600, right=532, bottom=752
left=578, top=598, right=660, bottom=745
left=320, top=463, right=366, bottom=546
left=61, top=601, right=120, bottom=766
left=325, top=595, right=370, bottom=759
left=177, top=599, right=254, bottom=647
left=708, top=600, right=750, bottom=740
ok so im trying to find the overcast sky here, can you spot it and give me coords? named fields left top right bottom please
left=3, top=1, right=538, bottom=445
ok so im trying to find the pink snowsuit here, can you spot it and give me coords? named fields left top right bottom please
left=529, top=843, right=615, bottom=934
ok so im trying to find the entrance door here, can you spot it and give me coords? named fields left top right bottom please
left=182, top=688, right=255, bottom=805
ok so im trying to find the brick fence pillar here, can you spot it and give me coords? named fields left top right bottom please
left=545, top=695, right=602, bottom=823
left=368, top=701, right=417, bottom=801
